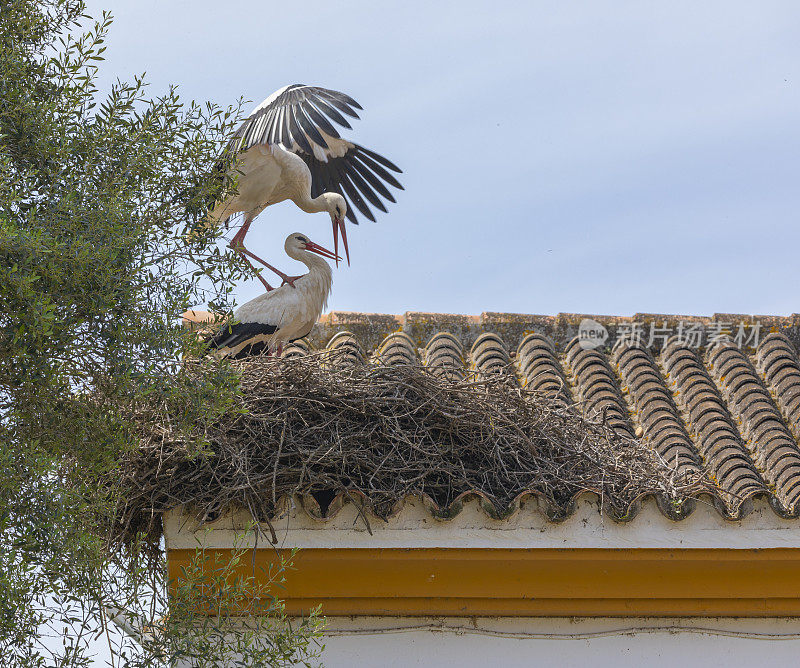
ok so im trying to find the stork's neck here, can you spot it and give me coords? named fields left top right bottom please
left=287, top=247, right=334, bottom=279
left=294, top=193, right=329, bottom=215
left=285, top=247, right=333, bottom=313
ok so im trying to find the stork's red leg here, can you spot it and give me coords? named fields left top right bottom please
left=228, top=216, right=301, bottom=288
left=233, top=251, right=275, bottom=291
left=228, top=223, right=274, bottom=290
left=235, top=246, right=303, bottom=288
left=228, top=217, right=251, bottom=249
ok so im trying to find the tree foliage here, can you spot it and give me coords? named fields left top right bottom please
left=0, top=1, right=322, bottom=664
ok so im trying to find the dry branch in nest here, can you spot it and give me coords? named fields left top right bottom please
left=111, top=352, right=706, bottom=547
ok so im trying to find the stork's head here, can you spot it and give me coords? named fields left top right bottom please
left=321, top=192, right=348, bottom=266
left=285, top=232, right=340, bottom=263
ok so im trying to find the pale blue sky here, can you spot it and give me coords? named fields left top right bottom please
left=86, top=0, right=800, bottom=316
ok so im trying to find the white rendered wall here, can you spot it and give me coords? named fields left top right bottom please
left=316, top=617, right=800, bottom=668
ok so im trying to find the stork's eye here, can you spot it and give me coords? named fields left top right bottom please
left=296, top=235, right=307, bottom=242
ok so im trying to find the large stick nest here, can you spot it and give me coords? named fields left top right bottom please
left=112, top=354, right=705, bottom=547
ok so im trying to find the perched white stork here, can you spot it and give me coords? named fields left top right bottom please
left=207, top=232, right=338, bottom=358
left=209, top=84, right=403, bottom=291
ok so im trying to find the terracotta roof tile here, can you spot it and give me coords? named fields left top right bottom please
left=612, top=341, right=700, bottom=475
left=517, top=333, right=571, bottom=405
left=424, top=333, right=465, bottom=381
left=661, top=337, right=765, bottom=513
left=756, top=332, right=800, bottom=441
left=708, top=339, right=800, bottom=511
left=470, top=333, right=510, bottom=376
left=565, top=336, right=635, bottom=438
left=376, top=332, right=417, bottom=366
left=325, top=331, right=365, bottom=366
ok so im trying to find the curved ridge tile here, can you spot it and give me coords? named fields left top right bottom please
left=281, top=338, right=310, bottom=358
left=612, top=341, right=701, bottom=476
left=661, top=338, right=764, bottom=514
left=376, top=332, right=418, bottom=366
left=564, top=337, right=635, bottom=437
left=707, top=339, right=800, bottom=513
left=325, top=331, right=365, bottom=366
left=424, top=332, right=466, bottom=381
left=516, top=333, right=571, bottom=404
left=756, top=332, right=800, bottom=442
left=470, top=332, right=511, bottom=376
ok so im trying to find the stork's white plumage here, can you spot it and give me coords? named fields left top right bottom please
left=208, top=85, right=403, bottom=289
left=208, top=233, right=338, bottom=358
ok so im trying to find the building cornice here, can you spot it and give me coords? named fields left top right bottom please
left=167, top=545, right=800, bottom=617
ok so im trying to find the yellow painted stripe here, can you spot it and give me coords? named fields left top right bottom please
left=167, top=547, right=800, bottom=617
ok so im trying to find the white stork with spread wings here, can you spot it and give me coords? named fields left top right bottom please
left=209, top=85, right=403, bottom=291
left=207, top=232, right=339, bottom=358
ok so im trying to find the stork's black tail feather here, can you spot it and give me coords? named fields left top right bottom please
left=203, top=320, right=279, bottom=358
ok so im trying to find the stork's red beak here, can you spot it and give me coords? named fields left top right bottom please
left=304, top=240, right=341, bottom=262
left=332, top=217, right=350, bottom=267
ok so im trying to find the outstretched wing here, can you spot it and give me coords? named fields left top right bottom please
left=230, top=84, right=362, bottom=154
left=230, top=84, right=403, bottom=224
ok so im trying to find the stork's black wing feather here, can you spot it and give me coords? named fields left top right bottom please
left=349, top=157, right=396, bottom=202
left=298, top=144, right=403, bottom=225
left=287, top=108, right=314, bottom=155
left=351, top=150, right=403, bottom=190
left=294, top=105, right=329, bottom=149
left=310, top=96, right=353, bottom=130
left=207, top=321, right=278, bottom=353
left=343, top=161, right=387, bottom=212
left=229, top=339, right=270, bottom=359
